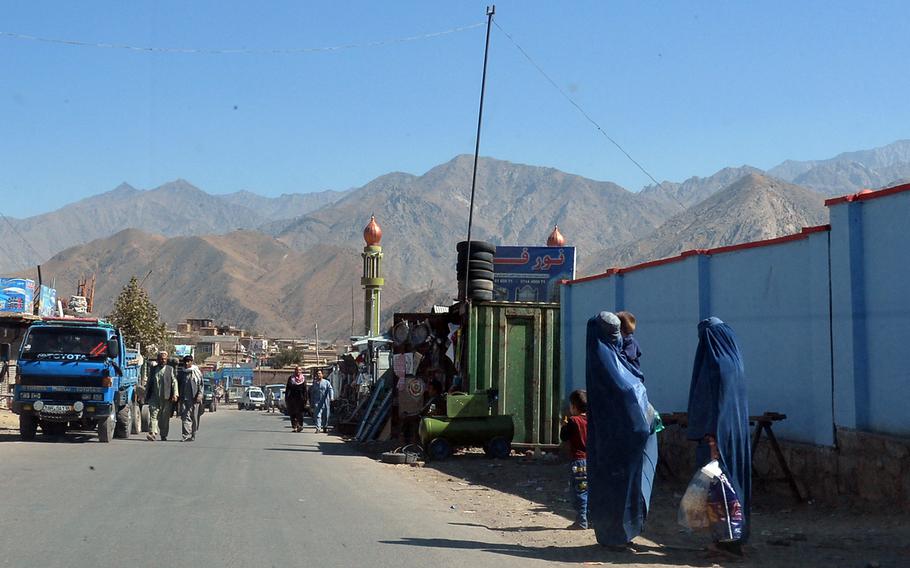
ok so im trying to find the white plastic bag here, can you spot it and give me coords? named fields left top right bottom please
left=678, top=460, right=723, bottom=531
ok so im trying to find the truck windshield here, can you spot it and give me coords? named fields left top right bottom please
left=20, top=328, right=108, bottom=361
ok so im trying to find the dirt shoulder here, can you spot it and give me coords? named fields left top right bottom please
left=374, top=448, right=909, bottom=567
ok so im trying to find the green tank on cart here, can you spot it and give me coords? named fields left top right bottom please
left=418, top=390, right=514, bottom=461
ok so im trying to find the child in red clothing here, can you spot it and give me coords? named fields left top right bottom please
left=560, top=389, right=589, bottom=529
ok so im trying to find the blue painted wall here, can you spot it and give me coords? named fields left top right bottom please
left=562, top=187, right=910, bottom=444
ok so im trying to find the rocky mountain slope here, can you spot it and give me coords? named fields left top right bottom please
left=0, top=180, right=346, bottom=273
left=36, top=229, right=416, bottom=342
left=583, top=173, right=829, bottom=273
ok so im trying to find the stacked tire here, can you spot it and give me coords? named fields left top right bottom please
left=457, top=240, right=496, bottom=302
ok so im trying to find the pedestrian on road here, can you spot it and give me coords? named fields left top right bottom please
left=560, top=389, right=589, bottom=530
left=686, top=317, right=751, bottom=557
left=178, top=355, right=204, bottom=442
left=584, top=311, right=658, bottom=549
left=146, top=351, right=178, bottom=441
left=267, top=388, right=277, bottom=413
left=309, top=369, right=334, bottom=433
left=285, top=366, right=308, bottom=432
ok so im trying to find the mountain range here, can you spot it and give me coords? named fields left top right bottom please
left=5, top=139, right=910, bottom=340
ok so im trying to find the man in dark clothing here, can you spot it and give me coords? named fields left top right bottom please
left=177, top=355, right=204, bottom=441
left=560, top=389, right=589, bottom=530
left=146, top=351, right=178, bottom=441
left=285, top=366, right=308, bottom=432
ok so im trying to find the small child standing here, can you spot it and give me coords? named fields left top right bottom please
left=617, top=310, right=643, bottom=378
left=560, top=389, right=589, bottom=530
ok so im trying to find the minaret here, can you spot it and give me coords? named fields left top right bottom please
left=361, top=215, right=384, bottom=336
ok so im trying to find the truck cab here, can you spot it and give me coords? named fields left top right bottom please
left=2, top=317, right=140, bottom=442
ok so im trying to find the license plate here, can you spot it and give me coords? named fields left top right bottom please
left=43, top=405, right=72, bottom=414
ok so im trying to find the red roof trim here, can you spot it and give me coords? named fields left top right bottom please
left=825, top=182, right=910, bottom=207
left=563, top=224, right=833, bottom=286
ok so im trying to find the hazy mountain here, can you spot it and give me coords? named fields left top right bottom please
left=584, top=173, right=829, bottom=273
left=0, top=181, right=349, bottom=273
left=640, top=165, right=765, bottom=210
left=219, top=188, right=348, bottom=223
left=37, top=229, right=414, bottom=342
left=277, top=155, right=678, bottom=294
left=768, top=139, right=910, bottom=195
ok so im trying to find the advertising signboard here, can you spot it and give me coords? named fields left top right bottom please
left=219, top=365, right=254, bottom=386
left=492, top=246, right=576, bottom=302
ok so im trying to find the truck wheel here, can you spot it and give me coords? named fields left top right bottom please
left=238, top=403, right=243, bottom=411
left=130, top=402, right=141, bottom=435
left=140, top=405, right=150, bottom=432
left=484, top=436, right=512, bottom=459
left=20, top=414, right=38, bottom=441
left=97, top=411, right=115, bottom=443
left=428, top=438, right=452, bottom=461
left=114, top=404, right=131, bottom=439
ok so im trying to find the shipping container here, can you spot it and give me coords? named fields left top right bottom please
left=465, top=301, right=561, bottom=447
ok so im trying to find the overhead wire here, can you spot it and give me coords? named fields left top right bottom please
left=0, top=207, right=43, bottom=262
left=0, top=22, right=485, bottom=55
left=492, top=20, right=684, bottom=208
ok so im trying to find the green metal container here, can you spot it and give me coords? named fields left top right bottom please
left=446, top=393, right=491, bottom=418
left=465, top=301, right=561, bottom=447
left=419, top=415, right=515, bottom=447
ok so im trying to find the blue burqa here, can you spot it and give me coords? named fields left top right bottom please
left=686, top=317, right=751, bottom=542
left=585, top=311, right=658, bottom=546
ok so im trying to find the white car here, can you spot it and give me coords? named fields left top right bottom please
left=239, top=387, right=265, bottom=410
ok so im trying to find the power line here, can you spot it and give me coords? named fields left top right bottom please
left=0, top=23, right=485, bottom=55
left=493, top=20, right=681, bottom=204
left=0, top=208, right=43, bottom=262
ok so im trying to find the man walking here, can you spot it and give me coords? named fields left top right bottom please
left=146, top=351, right=178, bottom=441
left=309, top=369, right=334, bottom=433
left=177, top=355, right=204, bottom=442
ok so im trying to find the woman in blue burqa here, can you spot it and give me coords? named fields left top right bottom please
left=687, top=317, right=751, bottom=555
left=585, top=311, right=658, bottom=548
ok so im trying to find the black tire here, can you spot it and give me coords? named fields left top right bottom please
left=97, top=412, right=114, bottom=443
left=484, top=436, right=512, bottom=459
left=238, top=403, right=243, bottom=410
left=463, top=269, right=494, bottom=282
left=470, top=290, right=494, bottom=302
left=461, top=250, right=495, bottom=263
left=130, top=401, right=141, bottom=435
left=140, top=405, right=150, bottom=433
left=114, top=404, right=131, bottom=439
left=381, top=451, right=408, bottom=464
left=19, top=414, right=38, bottom=441
left=457, top=241, right=496, bottom=254
left=468, top=279, right=494, bottom=291
left=427, top=438, right=452, bottom=461
left=456, top=259, right=494, bottom=273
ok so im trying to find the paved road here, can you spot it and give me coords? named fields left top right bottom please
left=0, top=409, right=554, bottom=568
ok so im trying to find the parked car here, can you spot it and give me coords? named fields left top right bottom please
left=239, top=387, right=265, bottom=410
left=203, top=382, right=217, bottom=412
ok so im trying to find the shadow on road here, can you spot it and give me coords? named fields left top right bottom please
left=0, top=431, right=96, bottom=443
left=263, top=439, right=363, bottom=457
left=378, top=536, right=714, bottom=566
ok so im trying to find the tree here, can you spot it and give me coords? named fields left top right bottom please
left=271, top=348, right=303, bottom=369
left=108, top=276, right=167, bottom=353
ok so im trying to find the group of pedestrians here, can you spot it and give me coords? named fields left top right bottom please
left=562, top=310, right=751, bottom=558
left=145, top=350, right=205, bottom=442
left=284, top=366, right=334, bottom=433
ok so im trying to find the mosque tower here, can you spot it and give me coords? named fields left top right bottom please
left=361, top=215, right=384, bottom=336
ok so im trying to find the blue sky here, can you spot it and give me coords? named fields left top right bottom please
left=2, top=1, right=908, bottom=217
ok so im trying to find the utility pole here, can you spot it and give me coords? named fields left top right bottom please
left=462, top=5, right=495, bottom=304
left=315, top=323, right=320, bottom=365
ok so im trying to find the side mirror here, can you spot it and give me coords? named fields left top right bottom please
left=0, top=343, right=10, bottom=362
left=107, top=339, right=121, bottom=359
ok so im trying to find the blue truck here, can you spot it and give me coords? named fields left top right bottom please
left=1, top=317, right=141, bottom=442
